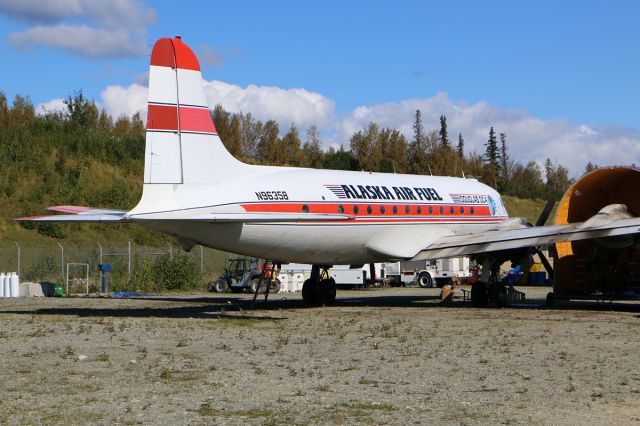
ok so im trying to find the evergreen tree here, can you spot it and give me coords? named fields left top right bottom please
left=439, top=114, right=449, bottom=148
left=456, top=133, right=464, bottom=159
left=483, top=127, right=500, bottom=188
left=409, top=110, right=429, bottom=174
left=584, top=162, right=599, bottom=175
left=499, top=132, right=511, bottom=190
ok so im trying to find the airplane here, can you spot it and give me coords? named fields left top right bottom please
left=17, top=36, right=640, bottom=307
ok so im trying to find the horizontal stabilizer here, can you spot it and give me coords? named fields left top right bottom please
left=16, top=206, right=129, bottom=223
left=47, top=205, right=128, bottom=215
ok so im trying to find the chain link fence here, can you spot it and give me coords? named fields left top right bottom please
left=0, top=241, right=229, bottom=293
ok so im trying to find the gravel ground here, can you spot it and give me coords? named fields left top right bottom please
left=1, top=286, right=639, bottom=425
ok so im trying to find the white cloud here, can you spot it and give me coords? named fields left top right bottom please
left=202, top=80, right=335, bottom=131
left=0, top=0, right=155, bottom=28
left=48, top=80, right=638, bottom=177
left=8, top=25, right=148, bottom=59
left=101, top=83, right=148, bottom=118
left=1, top=0, right=154, bottom=59
left=35, top=98, right=66, bottom=115
left=338, top=92, right=640, bottom=176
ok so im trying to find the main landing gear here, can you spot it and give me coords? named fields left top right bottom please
left=471, top=259, right=508, bottom=308
left=302, top=265, right=337, bottom=305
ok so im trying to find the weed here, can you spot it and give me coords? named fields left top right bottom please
left=95, top=352, right=110, bottom=362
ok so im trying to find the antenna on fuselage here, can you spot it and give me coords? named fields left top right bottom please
left=428, top=165, right=433, bottom=176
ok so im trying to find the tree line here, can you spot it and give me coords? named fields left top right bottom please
left=0, top=90, right=587, bottom=222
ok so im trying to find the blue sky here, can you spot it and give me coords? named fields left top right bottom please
left=0, top=0, right=639, bottom=174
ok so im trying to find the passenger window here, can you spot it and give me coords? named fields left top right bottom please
left=417, top=206, right=422, bottom=214
left=405, top=206, right=410, bottom=214
left=338, top=205, right=344, bottom=214
left=353, top=205, right=359, bottom=215
left=302, top=205, right=309, bottom=213
left=392, top=206, right=398, bottom=214
left=470, top=207, right=475, bottom=215
left=439, top=206, right=444, bottom=215
left=380, top=205, right=385, bottom=214
left=449, top=206, right=454, bottom=214
left=367, top=205, right=373, bottom=214
left=460, top=206, right=465, bottom=214
left=429, top=206, right=433, bottom=214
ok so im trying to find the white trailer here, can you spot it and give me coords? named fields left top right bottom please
left=384, top=257, right=472, bottom=288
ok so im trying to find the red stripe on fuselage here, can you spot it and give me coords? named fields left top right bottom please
left=241, top=202, right=494, bottom=218
left=147, top=105, right=216, bottom=133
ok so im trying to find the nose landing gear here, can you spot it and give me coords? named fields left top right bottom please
left=302, top=265, right=337, bottom=305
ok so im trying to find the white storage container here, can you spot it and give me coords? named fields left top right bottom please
left=0, top=273, right=5, bottom=298
left=3, top=273, right=10, bottom=298
left=10, top=273, right=19, bottom=298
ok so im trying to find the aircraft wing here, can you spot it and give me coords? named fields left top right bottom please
left=16, top=205, right=130, bottom=223
left=412, top=204, right=640, bottom=260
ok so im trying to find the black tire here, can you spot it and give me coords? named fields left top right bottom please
left=417, top=272, right=433, bottom=288
left=249, top=278, right=266, bottom=294
left=302, top=279, right=319, bottom=304
left=319, top=278, right=337, bottom=305
left=213, top=278, right=229, bottom=293
left=471, top=281, right=488, bottom=308
left=546, top=292, right=556, bottom=308
left=270, top=278, right=282, bottom=294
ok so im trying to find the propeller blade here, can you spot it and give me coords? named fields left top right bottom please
left=536, top=198, right=556, bottom=226
left=535, top=198, right=556, bottom=227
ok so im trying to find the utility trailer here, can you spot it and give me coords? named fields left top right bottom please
left=384, top=257, right=471, bottom=288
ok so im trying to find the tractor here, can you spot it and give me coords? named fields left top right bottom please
left=208, top=257, right=281, bottom=294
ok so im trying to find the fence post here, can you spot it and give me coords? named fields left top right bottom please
left=57, top=242, right=64, bottom=283
left=200, top=245, right=204, bottom=273
left=97, top=242, right=103, bottom=265
left=128, top=241, right=132, bottom=282
left=15, top=242, right=20, bottom=277
left=167, top=242, right=173, bottom=261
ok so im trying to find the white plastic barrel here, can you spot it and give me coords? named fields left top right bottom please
left=10, top=272, right=19, bottom=298
left=0, top=273, right=5, bottom=298
left=3, top=273, right=10, bottom=298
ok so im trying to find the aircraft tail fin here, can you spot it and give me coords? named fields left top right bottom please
left=144, top=37, right=246, bottom=185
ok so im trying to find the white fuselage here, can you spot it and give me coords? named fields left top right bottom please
left=128, top=165, right=509, bottom=265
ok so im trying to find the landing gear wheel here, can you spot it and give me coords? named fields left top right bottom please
left=319, top=278, right=337, bottom=305
left=546, top=292, right=556, bottom=308
left=210, top=278, right=229, bottom=293
left=471, top=281, right=488, bottom=308
left=489, top=282, right=508, bottom=308
left=270, top=278, right=282, bottom=294
left=417, top=272, right=433, bottom=288
left=302, top=278, right=319, bottom=304
left=249, top=278, right=267, bottom=294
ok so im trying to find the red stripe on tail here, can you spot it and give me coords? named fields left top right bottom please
left=147, top=104, right=216, bottom=133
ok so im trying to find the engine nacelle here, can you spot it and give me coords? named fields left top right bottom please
left=554, top=166, right=640, bottom=297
